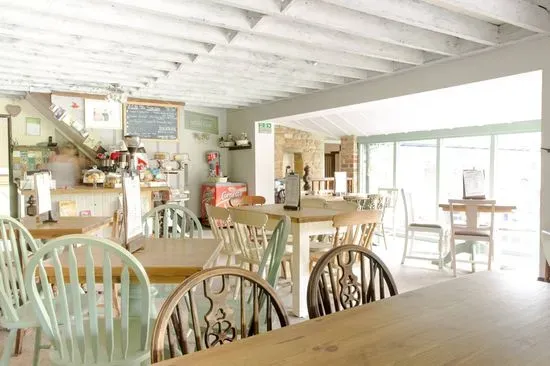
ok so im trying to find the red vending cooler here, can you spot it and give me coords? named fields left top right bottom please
left=200, top=182, right=247, bottom=224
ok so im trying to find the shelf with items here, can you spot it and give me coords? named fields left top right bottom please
left=228, top=144, right=252, bottom=150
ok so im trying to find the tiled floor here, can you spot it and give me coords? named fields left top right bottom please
left=0, top=234, right=534, bottom=364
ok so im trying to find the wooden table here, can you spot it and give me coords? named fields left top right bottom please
left=157, top=272, right=550, bottom=365
left=43, top=237, right=221, bottom=284
left=234, top=204, right=341, bottom=317
left=21, top=216, right=113, bottom=239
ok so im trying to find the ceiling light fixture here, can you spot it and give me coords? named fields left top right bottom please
left=306, top=60, right=318, bottom=66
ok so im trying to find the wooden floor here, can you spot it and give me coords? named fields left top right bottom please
left=1, top=233, right=534, bottom=365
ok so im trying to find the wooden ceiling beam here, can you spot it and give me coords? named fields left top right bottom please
left=324, top=0, right=499, bottom=45
left=426, top=0, right=550, bottom=33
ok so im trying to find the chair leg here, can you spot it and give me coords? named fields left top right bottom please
left=32, top=327, right=42, bottom=366
left=1, top=329, right=18, bottom=366
left=14, top=329, right=23, bottom=355
left=438, top=231, right=443, bottom=270
left=381, top=225, right=388, bottom=250
left=487, top=240, right=495, bottom=271
left=401, top=229, right=409, bottom=264
left=471, top=243, right=476, bottom=273
left=450, top=236, right=457, bottom=277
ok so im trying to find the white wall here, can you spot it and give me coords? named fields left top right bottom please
left=0, top=97, right=57, bottom=146
left=226, top=35, right=550, bottom=276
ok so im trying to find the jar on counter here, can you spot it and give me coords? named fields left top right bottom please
left=82, top=165, right=105, bottom=188
left=104, top=173, right=122, bottom=188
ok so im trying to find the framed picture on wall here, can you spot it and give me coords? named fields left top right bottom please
left=84, top=98, right=122, bottom=129
left=25, top=117, right=41, bottom=136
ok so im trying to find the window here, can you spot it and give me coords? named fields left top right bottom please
left=396, top=140, right=437, bottom=221
left=366, top=142, right=394, bottom=193
left=440, top=136, right=491, bottom=202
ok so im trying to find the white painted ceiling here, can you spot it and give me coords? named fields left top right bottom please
left=0, top=0, right=548, bottom=108
left=277, top=71, right=542, bottom=138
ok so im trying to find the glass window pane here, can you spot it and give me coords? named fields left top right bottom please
left=439, top=136, right=491, bottom=203
left=367, top=143, right=394, bottom=193
left=396, top=140, right=437, bottom=221
left=494, top=132, right=540, bottom=265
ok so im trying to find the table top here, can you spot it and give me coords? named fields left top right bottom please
left=233, top=204, right=341, bottom=223
left=43, top=238, right=221, bottom=283
left=21, top=216, right=113, bottom=239
left=438, top=203, right=516, bottom=213
left=156, top=272, right=550, bottom=365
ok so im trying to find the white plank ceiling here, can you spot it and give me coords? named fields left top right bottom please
left=278, top=71, right=542, bottom=138
left=0, top=0, right=548, bottom=108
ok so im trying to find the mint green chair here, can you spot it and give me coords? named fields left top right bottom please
left=142, top=204, right=203, bottom=239
left=24, top=235, right=152, bottom=365
left=0, top=216, right=45, bottom=366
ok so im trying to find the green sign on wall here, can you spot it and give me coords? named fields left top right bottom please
left=184, top=111, right=219, bottom=134
left=258, top=122, right=272, bottom=134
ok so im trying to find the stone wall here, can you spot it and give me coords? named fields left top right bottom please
left=340, top=135, right=358, bottom=192
left=274, top=125, right=324, bottom=179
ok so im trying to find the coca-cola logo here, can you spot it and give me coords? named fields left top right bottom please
left=221, top=190, right=243, bottom=200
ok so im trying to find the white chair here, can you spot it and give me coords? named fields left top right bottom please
left=0, top=216, right=45, bottom=366
left=448, top=199, right=496, bottom=277
left=142, top=203, right=203, bottom=239
left=401, top=189, right=446, bottom=269
left=541, top=230, right=550, bottom=281
left=378, top=188, right=400, bottom=247
left=205, top=204, right=240, bottom=266
left=24, top=235, right=152, bottom=365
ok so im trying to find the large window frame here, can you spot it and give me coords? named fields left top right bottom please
left=358, top=120, right=541, bottom=222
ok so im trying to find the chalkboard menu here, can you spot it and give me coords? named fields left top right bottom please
left=124, top=102, right=179, bottom=140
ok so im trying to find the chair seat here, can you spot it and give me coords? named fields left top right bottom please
left=454, top=230, right=490, bottom=237
left=409, top=223, right=442, bottom=229
left=0, top=292, right=90, bottom=330
left=50, top=317, right=149, bottom=365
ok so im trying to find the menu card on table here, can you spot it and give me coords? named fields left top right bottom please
left=122, top=173, right=144, bottom=252
left=284, top=173, right=301, bottom=210
left=34, top=172, right=52, bottom=215
left=462, top=169, right=486, bottom=199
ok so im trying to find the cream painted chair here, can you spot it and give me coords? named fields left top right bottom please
left=24, top=235, right=152, bottom=365
left=228, top=209, right=292, bottom=287
left=449, top=199, right=496, bottom=277
left=205, top=204, right=240, bottom=266
left=401, top=189, right=446, bottom=269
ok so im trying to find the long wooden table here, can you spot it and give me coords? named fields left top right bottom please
left=21, top=216, right=113, bottom=239
left=157, top=272, right=550, bottom=365
left=234, top=204, right=341, bottom=317
left=42, top=237, right=221, bottom=283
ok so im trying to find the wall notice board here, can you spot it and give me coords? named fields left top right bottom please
left=124, top=102, right=179, bottom=140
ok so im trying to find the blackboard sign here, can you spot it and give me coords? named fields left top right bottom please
left=124, top=102, right=179, bottom=140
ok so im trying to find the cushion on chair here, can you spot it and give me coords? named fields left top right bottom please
left=454, top=230, right=490, bottom=237
left=308, top=241, right=333, bottom=251
left=410, top=223, right=442, bottom=229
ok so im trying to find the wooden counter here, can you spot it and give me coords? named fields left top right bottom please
left=21, top=185, right=169, bottom=196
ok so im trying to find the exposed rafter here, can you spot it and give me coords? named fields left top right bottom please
left=425, top=0, right=550, bottom=33
left=324, top=0, right=499, bottom=45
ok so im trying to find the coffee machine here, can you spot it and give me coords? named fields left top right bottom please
left=206, top=151, right=220, bottom=177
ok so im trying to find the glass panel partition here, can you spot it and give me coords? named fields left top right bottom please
left=366, top=142, right=394, bottom=193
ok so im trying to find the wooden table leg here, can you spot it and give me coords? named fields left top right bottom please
left=291, top=222, right=309, bottom=318
left=14, top=329, right=24, bottom=355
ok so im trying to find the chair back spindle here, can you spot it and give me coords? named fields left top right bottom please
left=143, top=203, right=203, bottom=239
